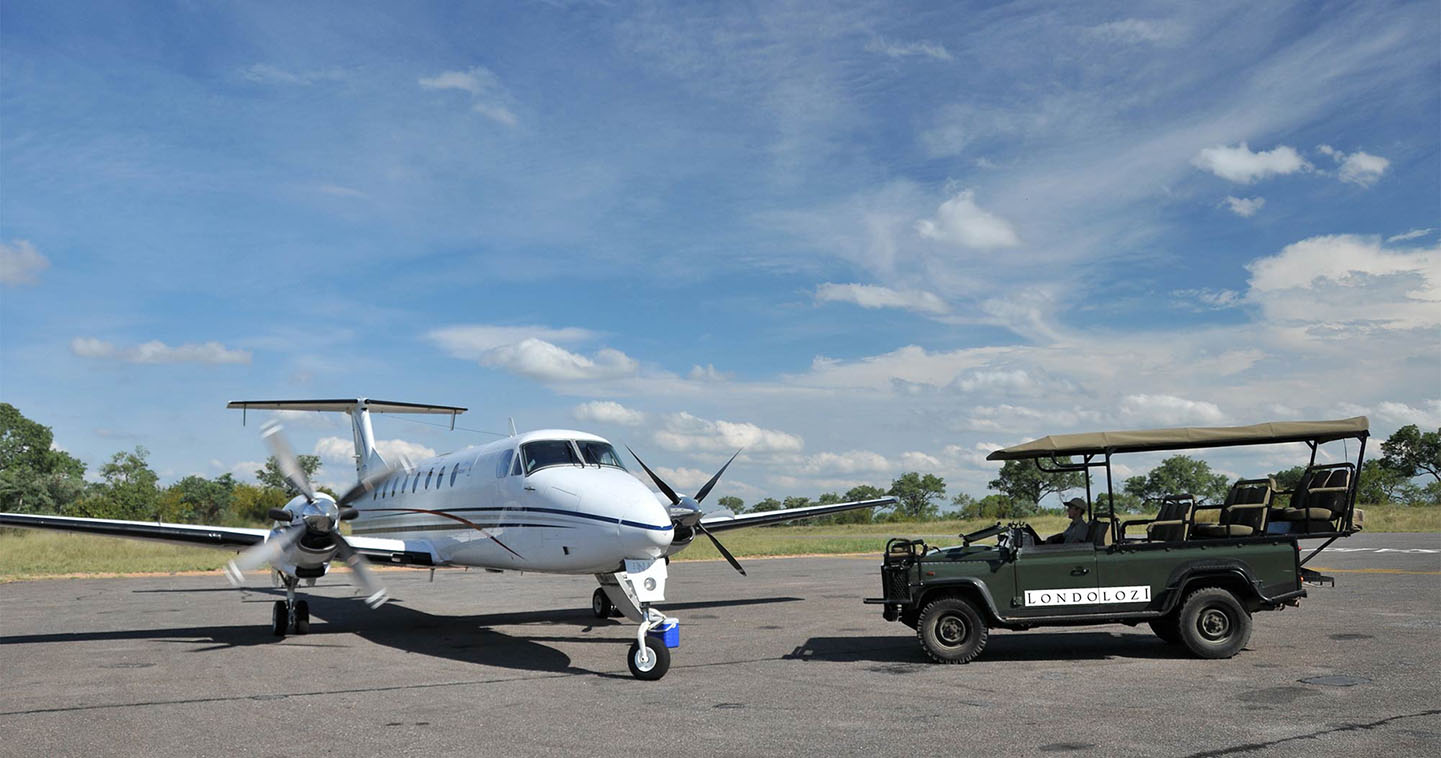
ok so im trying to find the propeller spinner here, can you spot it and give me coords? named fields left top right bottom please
left=628, top=447, right=747, bottom=576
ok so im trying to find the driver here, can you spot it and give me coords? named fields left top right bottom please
left=1046, top=498, right=1090, bottom=544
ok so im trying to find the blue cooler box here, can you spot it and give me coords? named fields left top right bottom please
left=648, top=620, right=679, bottom=649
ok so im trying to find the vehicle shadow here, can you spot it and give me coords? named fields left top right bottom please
left=2, top=591, right=805, bottom=677
left=785, top=630, right=1183, bottom=664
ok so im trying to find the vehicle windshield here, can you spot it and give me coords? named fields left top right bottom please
left=521, top=440, right=580, bottom=474
left=577, top=441, right=627, bottom=470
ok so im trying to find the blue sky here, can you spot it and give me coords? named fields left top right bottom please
left=2, top=1, right=1437, bottom=503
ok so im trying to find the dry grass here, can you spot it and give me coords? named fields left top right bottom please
left=2, top=505, right=1435, bottom=580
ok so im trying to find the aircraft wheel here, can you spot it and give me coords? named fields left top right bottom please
left=1178, top=588, right=1252, bottom=659
left=627, top=639, right=670, bottom=680
left=592, top=588, right=614, bottom=618
left=918, top=596, right=988, bottom=664
left=294, top=600, right=310, bottom=635
left=271, top=600, right=288, bottom=637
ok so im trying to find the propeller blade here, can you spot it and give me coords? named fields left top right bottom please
left=333, top=535, right=388, bottom=609
left=261, top=422, right=316, bottom=502
left=335, top=461, right=403, bottom=508
left=224, top=525, right=304, bottom=585
left=695, top=522, right=746, bottom=576
left=627, top=446, right=680, bottom=505
left=693, top=449, right=741, bottom=504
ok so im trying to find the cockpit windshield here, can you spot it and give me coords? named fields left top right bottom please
left=577, top=441, right=627, bottom=470
left=521, top=440, right=580, bottom=474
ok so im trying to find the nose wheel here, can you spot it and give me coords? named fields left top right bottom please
left=270, top=577, right=311, bottom=637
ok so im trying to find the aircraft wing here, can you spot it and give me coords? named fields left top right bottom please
left=697, top=496, right=896, bottom=533
left=0, top=513, right=440, bottom=567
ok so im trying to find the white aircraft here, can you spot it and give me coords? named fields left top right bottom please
left=0, top=398, right=894, bottom=680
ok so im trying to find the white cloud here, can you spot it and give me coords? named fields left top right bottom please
left=419, top=66, right=518, bottom=126
left=815, top=282, right=948, bottom=315
left=1191, top=143, right=1309, bottom=184
left=1246, top=234, right=1441, bottom=331
left=1318, top=145, right=1389, bottom=187
left=1387, top=228, right=1434, bottom=243
left=1086, top=19, right=1182, bottom=44
left=1373, top=399, right=1441, bottom=429
left=915, top=189, right=1022, bottom=249
left=798, top=450, right=891, bottom=475
left=0, top=239, right=49, bottom=286
left=653, top=411, right=803, bottom=453
left=899, top=451, right=942, bottom=470
left=315, top=437, right=437, bottom=466
left=1172, top=288, right=1242, bottom=309
left=1120, top=394, right=1226, bottom=426
left=427, top=325, right=595, bottom=359
left=1224, top=196, right=1265, bottom=217
left=573, top=400, right=647, bottom=426
left=70, top=338, right=251, bottom=365
left=864, top=37, right=952, bottom=61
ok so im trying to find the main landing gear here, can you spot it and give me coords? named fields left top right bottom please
left=270, top=573, right=310, bottom=637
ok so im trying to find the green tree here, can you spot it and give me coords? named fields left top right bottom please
left=1356, top=460, right=1420, bottom=505
left=1123, top=455, right=1229, bottom=504
left=715, top=495, right=744, bottom=513
left=988, top=458, right=1083, bottom=509
left=889, top=472, right=946, bottom=521
left=955, top=493, right=1031, bottom=520
left=158, top=474, right=237, bottom=523
left=73, top=446, right=160, bottom=519
left=1093, top=491, right=1144, bottom=515
left=232, top=482, right=292, bottom=524
left=828, top=485, right=881, bottom=524
left=256, top=455, right=322, bottom=496
left=0, top=403, right=87, bottom=513
left=1380, top=425, right=1441, bottom=484
left=749, top=497, right=782, bottom=513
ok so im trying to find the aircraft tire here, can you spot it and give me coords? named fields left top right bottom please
left=627, top=639, right=670, bottom=680
left=592, top=588, right=614, bottom=618
left=294, top=600, right=310, bottom=635
left=271, top=600, right=288, bottom=637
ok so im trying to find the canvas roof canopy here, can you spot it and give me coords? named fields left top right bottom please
left=986, top=417, right=1369, bottom=461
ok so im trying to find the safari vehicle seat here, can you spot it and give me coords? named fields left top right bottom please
left=1192, top=478, right=1274, bottom=538
left=1275, top=466, right=1352, bottom=532
left=1119, top=494, right=1194, bottom=542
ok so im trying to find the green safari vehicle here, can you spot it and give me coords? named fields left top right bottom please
left=866, top=418, right=1368, bottom=663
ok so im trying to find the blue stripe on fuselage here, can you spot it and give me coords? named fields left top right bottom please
left=359, top=506, right=673, bottom=532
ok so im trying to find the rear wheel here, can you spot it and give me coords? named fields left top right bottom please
left=917, top=597, right=988, bottom=664
left=1177, top=587, right=1252, bottom=659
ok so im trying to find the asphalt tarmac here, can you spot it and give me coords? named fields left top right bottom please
left=2, top=533, right=1437, bottom=757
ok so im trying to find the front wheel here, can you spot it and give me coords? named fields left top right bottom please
left=918, top=597, right=988, bottom=664
left=1177, top=588, right=1252, bottom=659
left=627, top=639, right=671, bottom=680
left=293, top=600, right=310, bottom=635
left=271, top=600, right=288, bottom=637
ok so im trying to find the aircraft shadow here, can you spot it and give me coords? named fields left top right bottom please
left=2, top=591, right=805, bottom=677
left=784, top=631, right=1184, bottom=664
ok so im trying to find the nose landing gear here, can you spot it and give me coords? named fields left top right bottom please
left=596, top=559, right=679, bottom=679
left=269, top=574, right=311, bottom=637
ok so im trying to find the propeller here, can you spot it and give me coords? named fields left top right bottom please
left=225, top=422, right=390, bottom=607
left=628, top=447, right=747, bottom=576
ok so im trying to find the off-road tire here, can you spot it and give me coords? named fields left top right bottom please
left=917, top=597, right=988, bottom=664
left=1177, top=587, right=1252, bottom=659
left=1148, top=616, right=1181, bottom=644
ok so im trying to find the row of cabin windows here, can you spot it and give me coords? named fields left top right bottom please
left=368, top=441, right=629, bottom=500
left=371, top=460, right=472, bottom=500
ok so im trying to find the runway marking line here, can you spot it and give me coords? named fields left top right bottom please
left=1306, top=567, right=1441, bottom=575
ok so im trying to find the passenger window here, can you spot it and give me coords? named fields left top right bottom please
left=412, top=473, right=421, bottom=493
left=497, top=450, right=514, bottom=478
left=451, top=463, right=463, bottom=486
left=425, top=469, right=434, bottom=490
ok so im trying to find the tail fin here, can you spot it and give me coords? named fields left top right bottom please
left=227, top=398, right=467, bottom=481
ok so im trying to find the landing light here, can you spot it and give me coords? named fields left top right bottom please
left=644, top=578, right=657, bottom=591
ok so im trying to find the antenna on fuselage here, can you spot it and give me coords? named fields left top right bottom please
left=508, top=417, right=517, bottom=436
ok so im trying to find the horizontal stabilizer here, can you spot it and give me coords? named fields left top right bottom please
left=227, top=398, right=466, bottom=415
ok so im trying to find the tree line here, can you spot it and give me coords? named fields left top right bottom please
left=2, top=403, right=1437, bottom=526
